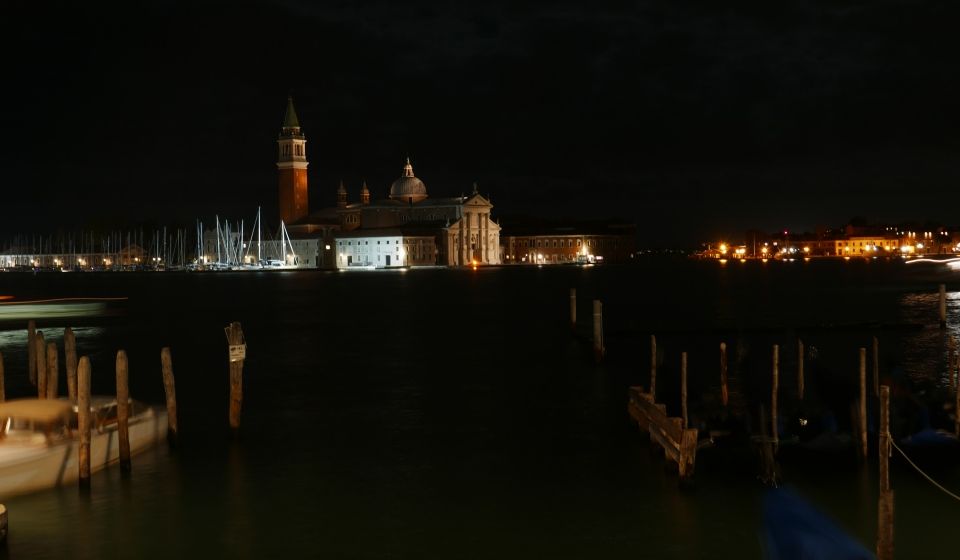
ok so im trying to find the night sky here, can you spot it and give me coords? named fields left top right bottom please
left=4, top=0, right=960, bottom=246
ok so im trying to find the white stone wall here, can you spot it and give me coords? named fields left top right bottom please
left=336, top=235, right=404, bottom=269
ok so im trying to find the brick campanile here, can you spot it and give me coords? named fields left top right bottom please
left=277, top=96, right=309, bottom=224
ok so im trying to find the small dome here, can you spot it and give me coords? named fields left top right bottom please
left=388, top=158, right=428, bottom=203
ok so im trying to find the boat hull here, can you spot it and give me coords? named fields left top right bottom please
left=0, top=407, right=167, bottom=498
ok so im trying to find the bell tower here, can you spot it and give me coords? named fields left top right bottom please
left=277, top=96, right=309, bottom=224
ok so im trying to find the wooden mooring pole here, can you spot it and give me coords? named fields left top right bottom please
left=681, top=351, right=688, bottom=429
left=27, top=320, right=36, bottom=387
left=226, top=322, right=246, bottom=433
left=116, top=350, right=131, bottom=471
left=859, top=347, right=868, bottom=458
left=939, top=283, right=947, bottom=329
left=46, top=341, right=58, bottom=399
left=879, top=386, right=890, bottom=493
left=35, top=331, right=47, bottom=399
left=953, top=346, right=960, bottom=391
left=569, top=288, right=576, bottom=331
left=949, top=335, right=956, bottom=390
left=65, top=327, right=78, bottom=399
left=955, top=339, right=960, bottom=391
left=877, top=385, right=894, bottom=560
left=650, top=335, right=657, bottom=399
left=873, top=336, right=880, bottom=398
left=592, top=300, right=604, bottom=363
left=771, top=344, right=779, bottom=450
left=160, top=347, right=178, bottom=443
left=797, top=339, right=805, bottom=401
left=719, top=342, right=728, bottom=407
left=77, top=356, right=92, bottom=487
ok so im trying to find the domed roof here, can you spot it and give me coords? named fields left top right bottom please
left=389, top=158, right=428, bottom=203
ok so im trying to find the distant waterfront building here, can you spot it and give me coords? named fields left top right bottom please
left=500, top=222, right=636, bottom=264
left=277, top=97, right=500, bottom=269
left=704, top=222, right=958, bottom=259
left=834, top=237, right=902, bottom=256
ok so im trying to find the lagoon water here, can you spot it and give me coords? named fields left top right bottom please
left=0, top=259, right=958, bottom=559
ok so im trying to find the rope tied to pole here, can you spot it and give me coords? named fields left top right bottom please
left=889, top=437, right=960, bottom=503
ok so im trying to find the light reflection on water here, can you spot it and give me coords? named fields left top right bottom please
left=0, top=326, right=106, bottom=353
left=898, top=291, right=960, bottom=389
left=0, top=327, right=107, bottom=396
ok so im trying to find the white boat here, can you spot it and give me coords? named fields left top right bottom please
left=0, top=397, right=167, bottom=498
left=0, top=296, right=125, bottom=322
left=259, top=220, right=301, bottom=270
left=343, top=262, right=376, bottom=271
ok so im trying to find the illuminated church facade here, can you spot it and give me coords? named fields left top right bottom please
left=278, top=97, right=500, bottom=268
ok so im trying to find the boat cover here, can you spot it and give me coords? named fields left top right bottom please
left=762, top=487, right=873, bottom=560
left=0, top=399, right=72, bottom=423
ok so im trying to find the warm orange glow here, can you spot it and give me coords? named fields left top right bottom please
left=0, top=296, right=13, bottom=301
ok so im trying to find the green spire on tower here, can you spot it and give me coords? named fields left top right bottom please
left=283, top=95, right=300, bottom=129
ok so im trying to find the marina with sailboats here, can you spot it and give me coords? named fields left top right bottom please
left=193, top=208, right=302, bottom=271
left=0, top=208, right=305, bottom=273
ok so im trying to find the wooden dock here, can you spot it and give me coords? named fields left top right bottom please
left=628, top=386, right=698, bottom=480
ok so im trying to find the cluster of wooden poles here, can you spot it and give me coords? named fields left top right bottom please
left=569, top=289, right=605, bottom=363
left=9, top=321, right=179, bottom=482
left=574, top=285, right=960, bottom=441
left=0, top=320, right=248, bottom=487
left=573, top=285, right=960, bottom=560
left=642, top=338, right=913, bottom=560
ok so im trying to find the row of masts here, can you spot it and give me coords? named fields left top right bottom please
left=0, top=208, right=298, bottom=270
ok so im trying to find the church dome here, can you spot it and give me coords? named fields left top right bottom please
left=389, top=158, right=428, bottom=203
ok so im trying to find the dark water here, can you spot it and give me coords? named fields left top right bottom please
left=0, top=259, right=958, bottom=559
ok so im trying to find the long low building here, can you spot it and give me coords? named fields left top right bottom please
left=500, top=222, right=637, bottom=264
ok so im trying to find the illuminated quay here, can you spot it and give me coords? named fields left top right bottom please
left=702, top=223, right=960, bottom=260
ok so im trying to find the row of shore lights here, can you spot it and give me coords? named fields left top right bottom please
left=719, top=242, right=931, bottom=257
left=843, top=244, right=921, bottom=253
left=32, top=256, right=162, bottom=267
left=718, top=243, right=811, bottom=256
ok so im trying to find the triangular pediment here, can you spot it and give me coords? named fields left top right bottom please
left=462, top=193, right=492, bottom=208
